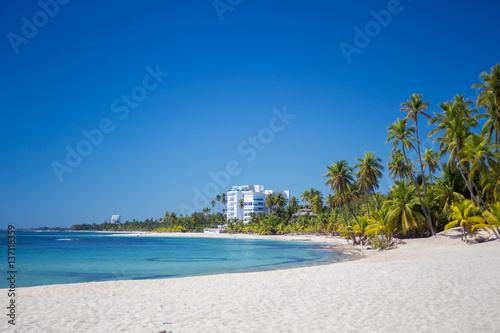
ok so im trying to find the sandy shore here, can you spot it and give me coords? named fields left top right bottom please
left=3, top=231, right=500, bottom=332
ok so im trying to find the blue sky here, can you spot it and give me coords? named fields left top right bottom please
left=1, top=0, right=499, bottom=228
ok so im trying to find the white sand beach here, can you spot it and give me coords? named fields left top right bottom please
left=4, top=231, right=500, bottom=333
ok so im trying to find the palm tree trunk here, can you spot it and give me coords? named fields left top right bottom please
left=364, top=192, right=371, bottom=218
left=402, top=145, right=436, bottom=235
left=415, top=121, right=434, bottom=233
left=338, top=197, right=357, bottom=244
left=471, top=180, right=488, bottom=211
left=341, top=190, right=360, bottom=224
left=484, top=162, right=500, bottom=197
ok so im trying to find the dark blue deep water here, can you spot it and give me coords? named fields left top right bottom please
left=0, top=231, right=348, bottom=288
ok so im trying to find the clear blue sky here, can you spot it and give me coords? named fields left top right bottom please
left=1, top=0, right=499, bottom=228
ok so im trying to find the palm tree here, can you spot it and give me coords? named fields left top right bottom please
left=354, top=151, right=384, bottom=215
left=216, top=194, right=221, bottom=213
left=387, top=118, right=436, bottom=235
left=482, top=202, right=500, bottom=235
left=266, top=194, right=276, bottom=215
left=275, top=193, right=286, bottom=217
left=202, top=207, right=211, bottom=226
left=301, top=190, right=310, bottom=206
left=387, top=149, right=410, bottom=180
left=444, top=200, right=490, bottom=242
left=221, top=193, right=227, bottom=210
left=401, top=94, right=432, bottom=212
left=326, top=194, right=336, bottom=210
left=322, top=160, right=360, bottom=226
left=382, top=180, right=424, bottom=235
left=310, top=194, right=323, bottom=214
left=238, top=199, right=245, bottom=221
left=366, top=208, right=392, bottom=238
left=460, top=133, right=500, bottom=197
left=433, top=179, right=464, bottom=217
left=210, top=200, right=215, bottom=214
left=428, top=95, right=485, bottom=211
left=473, top=64, right=500, bottom=158
left=289, top=196, right=299, bottom=210
left=418, top=148, right=441, bottom=175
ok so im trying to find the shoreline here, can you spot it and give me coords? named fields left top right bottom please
left=4, top=231, right=500, bottom=332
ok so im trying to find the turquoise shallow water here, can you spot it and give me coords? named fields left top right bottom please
left=0, top=231, right=348, bottom=288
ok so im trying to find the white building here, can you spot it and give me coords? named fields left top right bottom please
left=111, top=215, right=121, bottom=224
left=226, top=185, right=290, bottom=223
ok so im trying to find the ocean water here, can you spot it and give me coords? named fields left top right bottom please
left=0, top=231, right=349, bottom=288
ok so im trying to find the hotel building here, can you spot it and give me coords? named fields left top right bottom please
left=226, top=185, right=290, bottom=223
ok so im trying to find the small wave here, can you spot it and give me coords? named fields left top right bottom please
left=54, top=238, right=76, bottom=241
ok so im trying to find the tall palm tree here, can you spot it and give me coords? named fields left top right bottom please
left=383, top=180, right=424, bottom=235
left=401, top=94, right=432, bottom=211
left=289, top=196, right=299, bottom=210
left=387, top=149, right=410, bottom=180
left=221, top=193, right=227, bottom=224
left=418, top=148, right=441, bottom=175
left=310, top=194, right=323, bottom=214
left=326, top=194, right=336, bottom=210
left=301, top=190, right=310, bottom=206
left=210, top=200, right=216, bottom=214
left=266, top=194, right=276, bottom=215
left=354, top=151, right=384, bottom=214
left=275, top=193, right=286, bottom=218
left=216, top=194, right=221, bottom=213
left=221, top=193, right=227, bottom=209
left=473, top=64, right=500, bottom=158
left=386, top=118, right=435, bottom=235
left=238, top=199, right=245, bottom=221
left=322, top=160, right=360, bottom=225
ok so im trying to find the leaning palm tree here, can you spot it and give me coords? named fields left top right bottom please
left=444, top=200, right=491, bottom=242
left=473, top=64, right=500, bottom=157
left=428, top=95, right=485, bottom=211
left=386, top=118, right=435, bottom=235
left=355, top=151, right=384, bottom=214
left=459, top=133, right=500, bottom=197
left=382, top=180, right=424, bottom=235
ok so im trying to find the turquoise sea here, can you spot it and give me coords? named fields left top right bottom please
left=0, top=231, right=349, bottom=288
